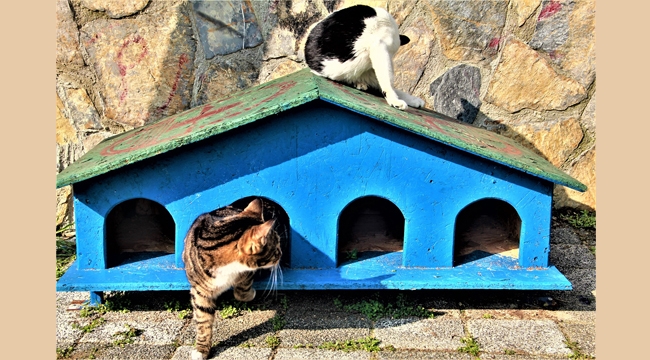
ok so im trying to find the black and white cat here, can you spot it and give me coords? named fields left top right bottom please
left=305, top=5, right=425, bottom=110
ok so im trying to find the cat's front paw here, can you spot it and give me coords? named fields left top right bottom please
left=406, top=96, right=425, bottom=109
left=386, top=96, right=408, bottom=110
left=191, top=349, right=207, bottom=360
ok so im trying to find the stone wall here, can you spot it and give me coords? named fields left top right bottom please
left=56, top=0, right=596, bottom=226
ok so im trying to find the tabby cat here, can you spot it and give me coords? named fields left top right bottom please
left=182, top=198, right=283, bottom=360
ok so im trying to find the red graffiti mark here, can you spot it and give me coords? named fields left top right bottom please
left=117, top=35, right=148, bottom=76
left=116, top=35, right=148, bottom=104
left=98, top=80, right=298, bottom=157
left=410, top=112, right=455, bottom=138
left=488, top=37, right=501, bottom=49
left=99, top=101, right=241, bottom=156
left=158, top=54, right=190, bottom=112
left=548, top=50, right=564, bottom=61
left=538, top=1, right=561, bottom=21
left=87, top=32, right=102, bottom=45
left=501, top=143, right=523, bottom=156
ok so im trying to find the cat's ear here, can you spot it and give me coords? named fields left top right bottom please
left=242, top=219, right=276, bottom=255
left=399, top=35, right=410, bottom=46
left=242, top=198, right=264, bottom=220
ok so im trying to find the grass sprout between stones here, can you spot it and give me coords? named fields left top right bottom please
left=565, top=340, right=594, bottom=359
left=334, top=293, right=435, bottom=321
left=112, top=324, right=143, bottom=347
left=56, top=346, right=74, bottom=359
left=457, top=336, right=481, bottom=357
left=319, top=337, right=381, bottom=352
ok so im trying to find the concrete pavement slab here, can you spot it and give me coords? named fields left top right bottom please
left=278, top=309, right=371, bottom=347
left=467, top=319, right=572, bottom=356
left=376, top=350, right=472, bottom=359
left=374, top=317, right=465, bottom=351
left=171, top=345, right=272, bottom=360
left=178, top=310, right=277, bottom=347
left=56, top=291, right=90, bottom=348
left=274, top=348, right=373, bottom=360
left=558, top=322, right=596, bottom=358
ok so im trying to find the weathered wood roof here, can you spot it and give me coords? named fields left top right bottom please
left=56, top=68, right=586, bottom=192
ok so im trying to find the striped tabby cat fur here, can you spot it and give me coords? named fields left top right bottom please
left=182, top=198, right=282, bottom=360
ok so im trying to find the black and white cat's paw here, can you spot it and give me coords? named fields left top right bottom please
left=386, top=92, right=425, bottom=110
left=396, top=90, right=425, bottom=109
left=386, top=94, right=409, bottom=110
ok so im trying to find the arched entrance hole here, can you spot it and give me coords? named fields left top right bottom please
left=453, top=198, right=521, bottom=266
left=105, top=198, right=175, bottom=268
left=337, top=196, right=404, bottom=266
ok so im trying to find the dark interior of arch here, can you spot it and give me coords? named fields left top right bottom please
left=105, top=198, right=175, bottom=268
left=453, top=198, right=521, bottom=266
left=337, top=196, right=405, bottom=266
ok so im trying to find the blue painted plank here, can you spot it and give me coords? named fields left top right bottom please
left=56, top=252, right=571, bottom=292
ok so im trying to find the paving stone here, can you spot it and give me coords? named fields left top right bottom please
left=171, top=345, right=272, bottom=360
left=73, top=343, right=177, bottom=360
left=179, top=309, right=277, bottom=347
left=462, top=309, right=550, bottom=321
left=278, top=309, right=371, bottom=347
left=467, top=319, right=571, bottom=356
left=79, top=310, right=186, bottom=346
left=546, top=310, right=595, bottom=324
left=377, top=350, right=471, bottom=359
left=477, top=354, right=566, bottom=359
left=274, top=348, right=373, bottom=360
left=559, top=322, right=595, bottom=357
left=374, top=317, right=465, bottom=351
left=56, top=292, right=90, bottom=348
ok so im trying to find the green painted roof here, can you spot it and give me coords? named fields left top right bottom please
left=56, top=68, right=586, bottom=192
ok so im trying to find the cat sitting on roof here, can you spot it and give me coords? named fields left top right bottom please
left=304, top=5, right=425, bottom=110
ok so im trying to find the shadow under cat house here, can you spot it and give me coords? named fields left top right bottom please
left=56, top=69, right=586, bottom=304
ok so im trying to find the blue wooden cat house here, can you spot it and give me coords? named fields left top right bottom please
left=56, top=69, right=586, bottom=303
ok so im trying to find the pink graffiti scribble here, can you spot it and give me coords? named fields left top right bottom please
left=488, top=37, right=501, bottom=49
left=116, top=35, right=148, bottom=104
left=158, top=54, right=190, bottom=112
left=538, top=1, right=562, bottom=21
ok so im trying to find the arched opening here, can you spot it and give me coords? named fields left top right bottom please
left=453, top=198, right=521, bottom=266
left=337, top=196, right=404, bottom=266
left=105, top=198, right=175, bottom=268
left=230, top=196, right=291, bottom=268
